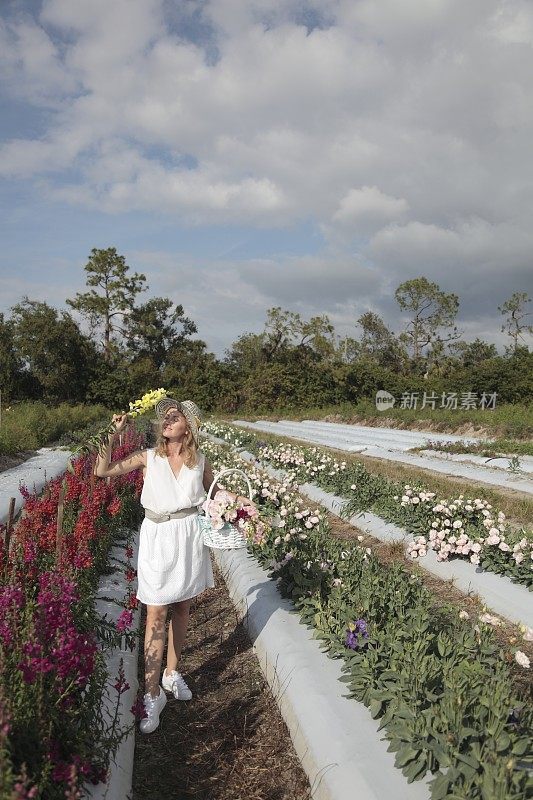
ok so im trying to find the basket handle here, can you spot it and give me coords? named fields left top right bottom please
left=206, top=468, right=253, bottom=505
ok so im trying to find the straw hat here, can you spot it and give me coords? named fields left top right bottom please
left=155, top=398, right=203, bottom=446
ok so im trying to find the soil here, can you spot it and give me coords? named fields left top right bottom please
left=132, top=560, right=311, bottom=800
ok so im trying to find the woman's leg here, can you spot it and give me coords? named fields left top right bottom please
left=165, top=598, right=192, bottom=675
left=144, top=603, right=168, bottom=697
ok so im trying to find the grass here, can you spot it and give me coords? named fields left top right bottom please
left=0, top=401, right=109, bottom=456
left=226, top=399, right=533, bottom=439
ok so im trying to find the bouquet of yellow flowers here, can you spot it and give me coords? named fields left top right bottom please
left=127, top=388, right=168, bottom=418
left=67, top=388, right=168, bottom=472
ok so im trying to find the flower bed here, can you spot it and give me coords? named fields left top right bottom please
left=203, top=422, right=533, bottom=590
left=0, top=429, right=144, bottom=799
left=200, top=436, right=533, bottom=800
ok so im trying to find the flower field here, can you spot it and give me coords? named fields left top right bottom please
left=0, top=428, right=144, bottom=799
left=200, top=432, right=533, bottom=799
left=203, top=421, right=533, bottom=589
left=2, top=414, right=531, bottom=799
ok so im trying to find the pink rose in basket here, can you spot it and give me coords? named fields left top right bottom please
left=211, top=514, right=225, bottom=531
left=201, top=498, right=225, bottom=530
left=214, top=489, right=234, bottom=504
left=202, top=490, right=245, bottom=529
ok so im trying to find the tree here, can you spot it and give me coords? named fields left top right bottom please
left=498, top=291, right=533, bottom=353
left=0, top=313, right=25, bottom=401
left=450, top=338, right=498, bottom=367
left=10, top=298, right=98, bottom=402
left=260, top=307, right=338, bottom=362
left=357, top=311, right=407, bottom=371
left=66, top=247, right=146, bottom=362
left=395, top=277, right=460, bottom=368
left=262, top=307, right=302, bottom=361
left=124, top=297, right=197, bottom=369
left=225, top=332, right=266, bottom=371
left=163, top=339, right=225, bottom=410
left=335, top=336, right=361, bottom=364
left=298, top=315, right=336, bottom=361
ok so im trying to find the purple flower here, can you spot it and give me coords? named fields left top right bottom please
left=345, top=619, right=369, bottom=650
left=116, top=609, right=133, bottom=632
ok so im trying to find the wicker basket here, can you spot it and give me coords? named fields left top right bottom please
left=199, top=468, right=253, bottom=550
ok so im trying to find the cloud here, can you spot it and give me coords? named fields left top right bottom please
left=1, top=0, right=532, bottom=353
left=0, top=14, right=78, bottom=107
left=330, top=186, right=409, bottom=238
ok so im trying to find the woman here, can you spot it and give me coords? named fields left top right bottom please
left=95, top=398, right=252, bottom=734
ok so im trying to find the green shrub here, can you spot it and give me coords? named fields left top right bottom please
left=0, top=402, right=109, bottom=456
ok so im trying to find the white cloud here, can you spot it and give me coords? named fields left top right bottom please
left=0, top=14, right=77, bottom=105
left=331, top=186, right=408, bottom=235
left=1, top=0, right=532, bottom=351
left=488, top=0, right=533, bottom=45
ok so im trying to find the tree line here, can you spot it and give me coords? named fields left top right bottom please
left=1, top=248, right=532, bottom=411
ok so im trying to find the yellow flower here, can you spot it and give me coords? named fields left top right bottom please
left=128, top=388, right=168, bottom=418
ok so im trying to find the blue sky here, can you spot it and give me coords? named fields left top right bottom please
left=1, top=0, right=533, bottom=356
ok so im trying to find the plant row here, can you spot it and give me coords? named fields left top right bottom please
left=200, top=435, right=533, bottom=800
left=0, top=429, right=144, bottom=800
left=0, top=402, right=109, bottom=457
left=203, top=421, right=533, bottom=590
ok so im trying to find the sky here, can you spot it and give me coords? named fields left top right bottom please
left=1, top=0, right=532, bottom=357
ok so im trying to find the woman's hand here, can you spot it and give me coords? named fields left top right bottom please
left=111, top=413, right=129, bottom=434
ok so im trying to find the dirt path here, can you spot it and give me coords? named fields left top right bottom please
left=132, top=559, right=311, bottom=800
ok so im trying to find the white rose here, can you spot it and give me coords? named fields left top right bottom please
left=521, top=626, right=533, bottom=642
left=515, top=650, right=530, bottom=669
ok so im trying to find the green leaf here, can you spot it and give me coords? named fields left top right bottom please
left=403, top=758, right=427, bottom=783
left=395, top=747, right=418, bottom=768
left=455, top=752, right=479, bottom=770
left=512, top=737, right=531, bottom=757
left=369, top=699, right=382, bottom=718
left=495, top=733, right=511, bottom=752
left=429, top=772, right=451, bottom=800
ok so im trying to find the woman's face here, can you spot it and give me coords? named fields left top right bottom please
left=162, top=409, right=188, bottom=439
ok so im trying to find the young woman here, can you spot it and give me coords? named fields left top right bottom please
left=95, top=398, right=253, bottom=734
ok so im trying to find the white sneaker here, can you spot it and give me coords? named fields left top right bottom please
left=162, top=669, right=193, bottom=700
left=139, top=687, right=167, bottom=734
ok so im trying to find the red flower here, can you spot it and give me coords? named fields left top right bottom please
left=107, top=497, right=122, bottom=517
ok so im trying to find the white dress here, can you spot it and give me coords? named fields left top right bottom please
left=136, top=448, right=215, bottom=605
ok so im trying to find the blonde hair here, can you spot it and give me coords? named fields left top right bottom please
left=153, top=416, right=199, bottom=467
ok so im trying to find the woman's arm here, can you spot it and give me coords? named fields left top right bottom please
left=94, top=413, right=147, bottom=478
left=202, top=458, right=253, bottom=506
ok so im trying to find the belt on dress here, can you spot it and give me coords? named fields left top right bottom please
left=144, top=506, right=199, bottom=523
